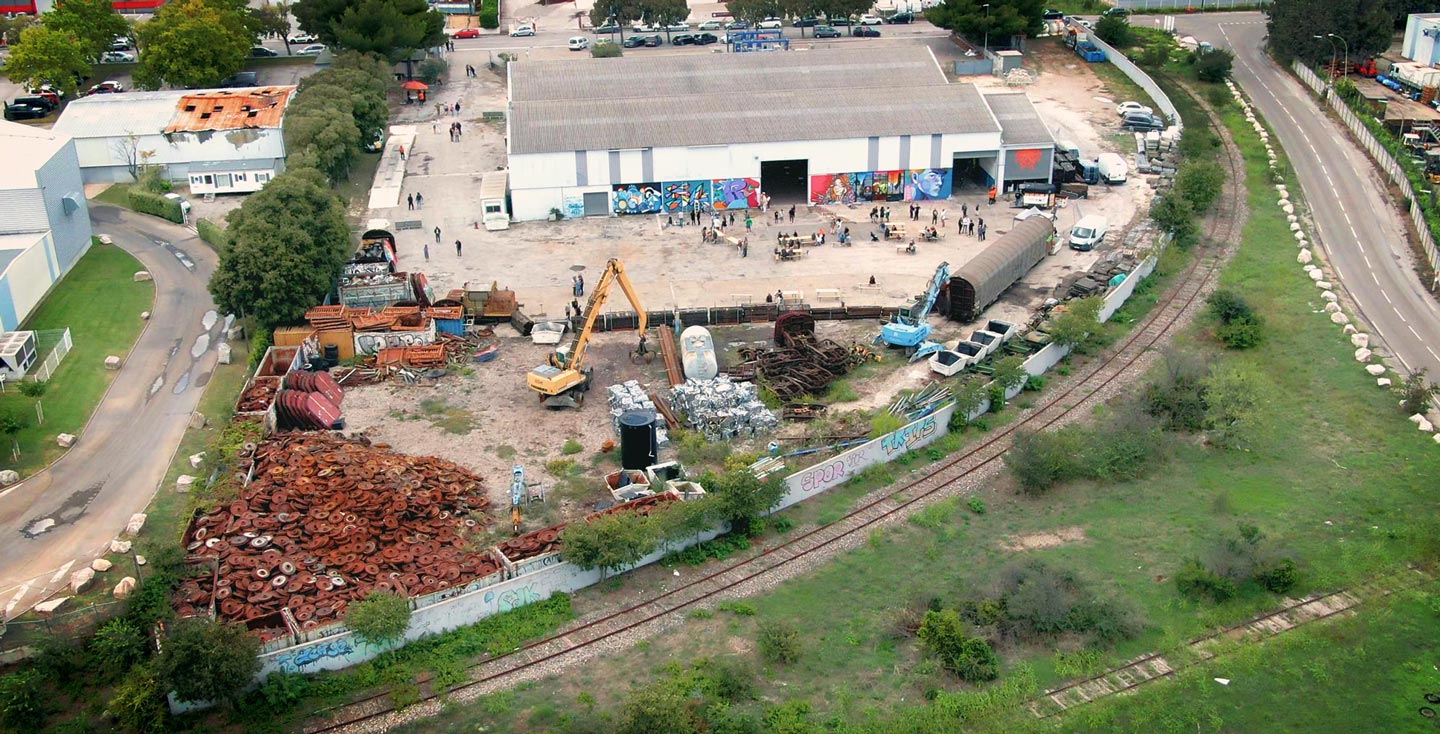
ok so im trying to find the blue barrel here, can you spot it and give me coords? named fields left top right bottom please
left=618, top=410, right=656, bottom=470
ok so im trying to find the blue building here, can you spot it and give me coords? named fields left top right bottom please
left=0, top=121, right=94, bottom=331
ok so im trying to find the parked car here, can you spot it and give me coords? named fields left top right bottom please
left=725, top=20, right=751, bottom=29
left=885, top=12, right=914, bottom=23
left=852, top=26, right=881, bottom=37
left=295, top=44, right=327, bottom=55
left=27, top=88, right=60, bottom=106
left=858, top=14, right=883, bottom=25
left=1042, top=8, right=1064, bottom=20
left=814, top=25, right=841, bottom=38
left=642, top=33, right=662, bottom=46
left=829, top=16, right=853, bottom=26
left=694, top=32, right=720, bottom=44
left=1121, top=113, right=1166, bottom=132
left=220, top=71, right=258, bottom=88
left=13, top=95, right=55, bottom=112
left=664, top=22, right=690, bottom=32
left=251, top=46, right=280, bottom=57
left=622, top=35, right=646, bottom=47
left=109, top=37, right=132, bottom=51
left=1115, top=101, right=1153, bottom=117
left=363, top=128, right=385, bottom=153
left=793, top=17, right=820, bottom=27
left=100, top=50, right=135, bottom=63
left=1102, top=6, right=1129, bottom=16
left=593, top=22, right=620, bottom=33
left=510, top=25, right=535, bottom=37
left=454, top=27, right=481, bottom=39
left=83, top=80, right=125, bottom=96
left=671, top=33, right=696, bottom=45
left=697, top=19, right=723, bottom=30
left=4, top=103, right=48, bottom=121
left=568, top=36, right=591, bottom=50
left=164, top=193, right=191, bottom=220
left=757, top=17, right=783, bottom=29
left=287, top=32, right=318, bottom=44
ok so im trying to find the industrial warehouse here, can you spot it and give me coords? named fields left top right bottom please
left=504, top=48, right=1057, bottom=220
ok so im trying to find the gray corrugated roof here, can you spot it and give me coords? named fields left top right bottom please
left=511, top=79, right=1000, bottom=154
left=191, top=158, right=280, bottom=172
left=510, top=47, right=948, bottom=103
left=984, top=93, right=1055, bottom=147
left=0, top=121, right=71, bottom=191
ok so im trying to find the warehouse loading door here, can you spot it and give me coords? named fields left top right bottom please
left=952, top=153, right=996, bottom=194
left=759, top=159, right=808, bottom=204
left=583, top=191, right=609, bottom=217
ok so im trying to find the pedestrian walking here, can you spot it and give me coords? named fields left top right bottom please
left=741, top=237, right=749, bottom=258
left=571, top=299, right=581, bottom=318
left=407, top=193, right=414, bottom=210
left=788, top=205, right=796, bottom=223
left=435, top=102, right=442, bottom=117
left=962, top=202, right=968, bottom=217
left=988, top=186, right=997, bottom=205
left=940, top=209, right=948, bottom=227
left=969, top=220, right=976, bottom=236
left=423, top=243, right=430, bottom=260
left=960, top=216, right=969, bottom=235
left=745, top=215, right=753, bottom=232
left=434, top=225, right=441, bottom=243
left=455, top=101, right=462, bottom=115
left=455, top=121, right=462, bottom=137
left=415, top=192, right=423, bottom=209
left=978, top=223, right=987, bottom=241
left=455, top=239, right=462, bottom=257
left=397, top=144, right=405, bottom=160
left=931, top=208, right=938, bottom=225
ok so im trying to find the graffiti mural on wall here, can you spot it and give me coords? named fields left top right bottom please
left=484, top=582, right=543, bottom=614
left=711, top=177, right=760, bottom=210
left=662, top=180, right=712, bottom=213
left=612, top=183, right=663, bottom=215
left=810, top=170, right=952, bottom=205
left=276, top=638, right=357, bottom=673
left=906, top=168, right=954, bottom=201
left=561, top=195, right=585, bottom=220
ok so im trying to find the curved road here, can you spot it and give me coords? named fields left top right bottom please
left=0, top=206, right=222, bottom=620
left=1177, top=12, right=1440, bottom=378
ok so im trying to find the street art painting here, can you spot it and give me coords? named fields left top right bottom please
left=662, top=180, right=712, bottom=213
left=810, top=173, right=858, bottom=205
left=612, top=183, right=663, bottom=215
left=561, top=195, right=585, bottom=220
left=711, top=177, right=760, bottom=210
left=906, top=168, right=954, bottom=201
left=867, top=170, right=904, bottom=201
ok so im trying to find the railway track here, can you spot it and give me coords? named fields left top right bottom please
left=301, top=101, right=1248, bottom=734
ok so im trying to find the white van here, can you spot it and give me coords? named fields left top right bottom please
left=568, top=36, right=590, bottom=51
left=1097, top=152, right=1128, bottom=184
left=1069, top=215, right=1107, bottom=251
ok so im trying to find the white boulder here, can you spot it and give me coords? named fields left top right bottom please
left=109, top=539, right=132, bottom=554
left=1343, top=323, right=1357, bottom=333
left=1366, top=364, right=1387, bottom=376
left=56, top=433, right=76, bottom=448
left=1351, top=333, right=1369, bottom=349
left=124, top=513, right=146, bottom=537
left=1322, top=291, right=1338, bottom=302
left=35, top=597, right=69, bottom=615
left=1309, top=269, right=1324, bottom=281
left=113, top=577, right=136, bottom=599
left=70, top=567, right=94, bottom=593
left=104, top=356, right=122, bottom=370
left=1316, top=281, right=1333, bottom=290
left=188, top=412, right=206, bottom=429
left=1324, top=302, right=1341, bottom=313
left=140, top=311, right=150, bottom=321
left=1418, top=417, right=1435, bottom=433
left=1298, top=249, right=1313, bottom=264
left=91, top=558, right=112, bottom=573
left=189, top=452, right=205, bottom=469
left=1377, top=377, right=1392, bottom=387
left=132, top=271, right=151, bottom=282
left=134, top=555, right=146, bottom=566
left=217, top=343, right=232, bottom=365
left=1282, top=203, right=1295, bottom=214
left=1354, top=348, right=1372, bottom=362
left=0, top=470, right=18, bottom=486
left=1330, top=312, right=1350, bottom=325
left=176, top=474, right=195, bottom=493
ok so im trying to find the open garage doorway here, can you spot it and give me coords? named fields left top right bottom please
left=760, top=159, right=808, bottom=205
left=951, top=153, right=996, bottom=195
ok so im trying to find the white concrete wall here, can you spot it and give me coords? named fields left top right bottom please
left=71, top=129, right=286, bottom=181
left=4, top=233, right=58, bottom=324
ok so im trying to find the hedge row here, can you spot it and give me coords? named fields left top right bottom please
left=197, top=218, right=229, bottom=249
left=479, top=0, right=498, bottom=29
left=128, top=188, right=183, bottom=223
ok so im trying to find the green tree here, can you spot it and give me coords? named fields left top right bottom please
left=209, top=168, right=351, bottom=329
left=701, top=469, right=786, bottom=535
left=561, top=512, right=661, bottom=577
left=345, top=591, right=412, bottom=645
left=1266, top=0, right=1392, bottom=64
left=133, top=0, right=251, bottom=90
left=0, top=668, right=46, bottom=729
left=926, top=0, right=1044, bottom=45
left=90, top=618, right=149, bottom=678
left=0, top=14, right=37, bottom=47
left=105, top=660, right=169, bottom=734
left=1093, top=14, right=1131, bottom=47
left=4, top=25, right=91, bottom=99
left=1149, top=192, right=1198, bottom=245
left=1047, top=295, right=1104, bottom=349
left=1202, top=363, right=1264, bottom=449
left=157, top=618, right=261, bottom=707
left=1175, top=161, right=1225, bottom=214
left=948, top=377, right=988, bottom=430
left=248, top=4, right=292, bottom=51
left=725, top=0, right=787, bottom=23
left=916, top=609, right=999, bottom=681
left=285, top=85, right=365, bottom=180
left=990, top=355, right=1028, bottom=409
left=1193, top=47, right=1234, bottom=82
left=297, top=0, right=443, bottom=58
left=44, top=0, right=131, bottom=62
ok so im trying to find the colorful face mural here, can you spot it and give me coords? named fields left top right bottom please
left=809, top=169, right=953, bottom=205
left=711, top=177, right=760, bottom=210
left=662, top=180, right=712, bottom=213
left=612, top=183, right=663, bottom=215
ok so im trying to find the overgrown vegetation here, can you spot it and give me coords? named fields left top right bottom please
left=1175, top=523, right=1299, bottom=603
left=1004, top=405, right=1166, bottom=495
left=1206, top=289, right=1264, bottom=349
left=346, top=591, right=413, bottom=646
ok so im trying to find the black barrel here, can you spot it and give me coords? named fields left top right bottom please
left=323, top=344, right=340, bottom=362
left=618, top=410, right=657, bottom=470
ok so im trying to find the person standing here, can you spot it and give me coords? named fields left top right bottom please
left=931, top=208, right=938, bottom=225
left=788, top=205, right=796, bottom=223
left=741, top=237, right=749, bottom=258
left=959, top=216, right=968, bottom=235
left=455, top=239, right=462, bottom=257
left=940, top=209, right=949, bottom=228
left=978, top=222, right=987, bottom=241
left=407, top=193, right=414, bottom=210
left=577, top=273, right=585, bottom=296
left=434, top=225, right=441, bottom=243
left=745, top=215, right=753, bottom=232
left=988, top=186, right=997, bottom=205
left=962, top=202, right=968, bottom=218
left=423, top=243, right=430, bottom=260
left=415, top=192, right=424, bottom=209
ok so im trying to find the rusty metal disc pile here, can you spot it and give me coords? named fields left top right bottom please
left=237, top=376, right=281, bottom=413
left=175, top=433, right=495, bottom=627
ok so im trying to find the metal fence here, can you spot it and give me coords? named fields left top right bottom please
left=29, top=328, right=73, bottom=383
left=1292, top=62, right=1440, bottom=286
left=1071, top=20, right=1183, bottom=131
left=0, top=600, right=124, bottom=654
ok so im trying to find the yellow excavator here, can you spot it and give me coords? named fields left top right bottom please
left=527, top=258, right=650, bottom=408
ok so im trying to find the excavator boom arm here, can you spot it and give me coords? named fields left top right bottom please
left=563, top=259, right=648, bottom=372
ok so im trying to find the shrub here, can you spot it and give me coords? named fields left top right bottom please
left=0, top=669, right=46, bottom=729
left=196, top=218, right=229, bottom=249
left=986, top=561, right=1144, bottom=646
left=756, top=619, right=801, bottom=664
left=618, top=686, right=693, bottom=734
left=256, top=670, right=312, bottom=713
left=1256, top=557, right=1299, bottom=594
left=1048, top=295, right=1104, bottom=349
left=592, top=41, right=622, bottom=58
left=698, top=656, right=756, bottom=701
left=1194, top=47, right=1234, bottom=82
left=1176, top=161, right=1225, bottom=214
left=1215, top=314, right=1264, bottom=349
left=916, top=610, right=998, bottom=682
left=128, top=189, right=183, bottom=223
left=1396, top=369, right=1440, bottom=415
left=346, top=591, right=412, bottom=646
left=1175, top=558, right=1237, bottom=602
left=1094, top=15, right=1131, bottom=46
left=1005, top=428, right=1081, bottom=495
left=1146, top=349, right=1212, bottom=431
left=157, top=618, right=262, bottom=706
left=718, top=600, right=757, bottom=616
left=478, top=0, right=498, bottom=28
left=91, top=618, right=149, bottom=678
left=562, top=438, right=583, bottom=455
left=17, top=380, right=46, bottom=398
left=1149, top=192, right=1197, bottom=245
left=416, top=57, right=447, bottom=85
left=105, top=661, right=168, bottom=734
left=967, top=497, right=986, bottom=515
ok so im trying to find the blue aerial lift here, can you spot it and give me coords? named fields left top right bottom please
left=878, top=261, right=950, bottom=362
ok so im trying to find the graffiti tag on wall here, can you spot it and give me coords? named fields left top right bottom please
left=662, top=180, right=712, bottom=213
left=276, top=638, right=355, bottom=673
left=810, top=169, right=954, bottom=205
left=612, top=183, right=663, bottom=214
left=561, top=195, right=585, bottom=219
left=711, top=178, right=760, bottom=210
left=879, top=415, right=938, bottom=457
left=354, top=328, right=436, bottom=355
left=484, top=582, right=543, bottom=614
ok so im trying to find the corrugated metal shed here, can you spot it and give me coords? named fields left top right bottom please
left=511, top=82, right=1000, bottom=155
left=950, top=216, right=1054, bottom=322
left=984, top=92, right=1056, bottom=147
left=165, top=87, right=296, bottom=133
left=54, top=86, right=296, bottom=139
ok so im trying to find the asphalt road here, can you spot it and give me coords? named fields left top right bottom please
left=1178, top=12, right=1440, bottom=379
left=0, top=207, right=221, bottom=620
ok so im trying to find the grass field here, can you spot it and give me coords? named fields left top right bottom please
left=91, top=182, right=134, bottom=210
left=0, top=243, right=153, bottom=475
left=384, top=65, right=1440, bottom=734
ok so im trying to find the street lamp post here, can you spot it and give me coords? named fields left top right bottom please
left=1329, top=33, right=1350, bottom=77
left=982, top=3, right=990, bottom=55
left=1314, top=34, right=1339, bottom=80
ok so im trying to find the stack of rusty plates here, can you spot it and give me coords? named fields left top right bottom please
left=283, top=370, right=345, bottom=406
left=274, top=390, right=342, bottom=431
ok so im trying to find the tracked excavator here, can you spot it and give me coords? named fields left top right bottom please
left=526, top=258, right=651, bottom=408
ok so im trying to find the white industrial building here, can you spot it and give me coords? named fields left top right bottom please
left=0, top=121, right=94, bottom=333
left=1403, top=13, right=1440, bottom=66
left=53, top=86, right=295, bottom=192
left=504, top=48, right=1055, bottom=221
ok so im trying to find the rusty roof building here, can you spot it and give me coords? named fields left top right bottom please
left=53, top=86, right=297, bottom=194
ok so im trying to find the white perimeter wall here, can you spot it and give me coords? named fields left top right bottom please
left=71, top=129, right=286, bottom=182
left=508, top=131, right=1002, bottom=221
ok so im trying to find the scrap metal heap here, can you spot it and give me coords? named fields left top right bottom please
left=606, top=380, right=672, bottom=447
left=175, top=434, right=494, bottom=630
left=736, top=335, right=870, bottom=402
left=670, top=375, right=778, bottom=441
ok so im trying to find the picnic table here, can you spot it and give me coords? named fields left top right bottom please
left=777, top=234, right=811, bottom=248
left=773, top=247, right=806, bottom=262
left=884, top=223, right=907, bottom=240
